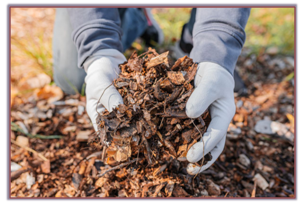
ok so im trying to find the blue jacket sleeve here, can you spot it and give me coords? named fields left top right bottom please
left=190, top=8, right=251, bottom=75
left=67, top=8, right=123, bottom=68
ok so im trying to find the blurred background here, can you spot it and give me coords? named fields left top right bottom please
left=10, top=8, right=295, bottom=197
left=10, top=8, right=294, bottom=103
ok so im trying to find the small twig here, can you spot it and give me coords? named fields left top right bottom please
left=138, top=50, right=152, bottom=58
left=96, top=83, right=113, bottom=115
left=101, top=146, right=107, bottom=162
left=191, top=119, right=205, bottom=179
left=251, top=182, right=257, bottom=197
left=70, top=151, right=102, bottom=177
left=98, top=158, right=140, bottom=177
left=136, top=139, right=145, bottom=164
left=179, top=87, right=186, bottom=99
left=86, top=151, right=103, bottom=160
left=11, top=140, right=48, bottom=161
left=224, top=191, right=229, bottom=197
left=143, top=137, right=153, bottom=165
left=156, top=131, right=163, bottom=141
left=136, top=149, right=140, bottom=165
left=159, top=117, right=165, bottom=129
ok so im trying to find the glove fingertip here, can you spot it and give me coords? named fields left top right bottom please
left=108, top=94, right=124, bottom=111
left=187, top=159, right=214, bottom=175
left=185, top=102, right=200, bottom=118
left=186, top=142, right=203, bottom=163
left=186, top=150, right=198, bottom=163
left=186, top=163, right=201, bottom=175
left=101, top=86, right=123, bottom=112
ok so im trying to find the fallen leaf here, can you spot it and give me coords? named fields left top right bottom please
left=19, top=73, right=51, bottom=90
left=16, top=136, right=29, bottom=147
left=253, top=173, right=269, bottom=190
left=286, top=113, right=294, bottom=128
left=41, top=160, right=50, bottom=174
left=34, top=85, right=63, bottom=104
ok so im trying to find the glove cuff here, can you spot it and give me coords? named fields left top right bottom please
left=83, top=49, right=126, bottom=73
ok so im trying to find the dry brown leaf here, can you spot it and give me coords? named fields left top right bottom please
left=34, top=84, right=63, bottom=104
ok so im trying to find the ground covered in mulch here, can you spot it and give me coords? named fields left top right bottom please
left=10, top=49, right=295, bottom=198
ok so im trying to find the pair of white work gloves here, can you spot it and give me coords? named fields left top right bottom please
left=84, top=49, right=235, bottom=174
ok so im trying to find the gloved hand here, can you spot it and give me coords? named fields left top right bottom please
left=84, top=49, right=126, bottom=131
left=185, top=62, right=236, bottom=175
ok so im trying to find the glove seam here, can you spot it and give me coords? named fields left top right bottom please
left=84, top=49, right=126, bottom=73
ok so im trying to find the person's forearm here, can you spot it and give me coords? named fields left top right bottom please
left=67, top=8, right=123, bottom=68
left=190, top=8, right=251, bottom=75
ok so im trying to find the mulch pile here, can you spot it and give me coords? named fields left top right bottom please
left=10, top=49, right=295, bottom=198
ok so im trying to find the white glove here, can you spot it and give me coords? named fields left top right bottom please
left=84, top=49, right=126, bottom=131
left=185, top=62, right=236, bottom=175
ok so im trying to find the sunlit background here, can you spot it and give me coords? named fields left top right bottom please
left=10, top=8, right=295, bottom=103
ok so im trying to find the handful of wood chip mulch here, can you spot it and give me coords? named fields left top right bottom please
left=90, top=48, right=211, bottom=197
